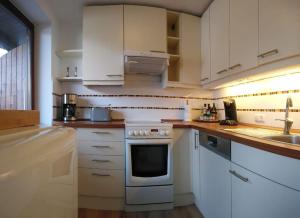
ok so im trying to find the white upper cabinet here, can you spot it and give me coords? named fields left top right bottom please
left=180, top=13, right=201, bottom=85
left=124, top=5, right=167, bottom=53
left=200, top=8, right=211, bottom=84
left=229, top=0, right=258, bottom=74
left=210, top=0, right=230, bottom=81
left=82, top=6, right=124, bottom=85
left=258, top=0, right=300, bottom=64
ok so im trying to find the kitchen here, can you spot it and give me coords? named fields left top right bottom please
left=0, top=0, right=300, bottom=217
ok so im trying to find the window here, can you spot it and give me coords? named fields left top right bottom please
left=0, top=0, right=34, bottom=110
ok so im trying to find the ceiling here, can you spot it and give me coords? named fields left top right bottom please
left=35, top=0, right=213, bottom=23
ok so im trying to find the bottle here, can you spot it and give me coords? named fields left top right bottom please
left=74, top=66, right=78, bottom=77
left=207, top=104, right=212, bottom=120
left=66, top=67, right=70, bottom=77
left=202, top=104, right=207, bottom=120
left=211, top=103, right=217, bottom=120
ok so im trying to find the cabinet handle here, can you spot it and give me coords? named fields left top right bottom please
left=257, top=49, right=279, bottom=58
left=229, top=64, right=241, bottom=70
left=106, top=74, right=123, bottom=77
left=150, top=50, right=166, bottom=53
left=216, top=69, right=227, bottom=75
left=92, top=173, right=111, bottom=177
left=92, top=145, right=111, bottom=149
left=201, top=77, right=209, bottom=82
left=229, top=170, right=249, bottom=182
left=92, top=159, right=110, bottom=163
left=194, top=133, right=199, bottom=150
left=92, top=131, right=111, bottom=135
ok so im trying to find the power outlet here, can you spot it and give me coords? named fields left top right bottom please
left=255, top=114, right=265, bottom=123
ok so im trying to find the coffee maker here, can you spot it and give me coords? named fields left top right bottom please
left=219, top=99, right=238, bottom=126
left=61, top=93, right=77, bottom=121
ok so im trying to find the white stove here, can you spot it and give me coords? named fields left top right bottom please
left=125, top=121, right=174, bottom=211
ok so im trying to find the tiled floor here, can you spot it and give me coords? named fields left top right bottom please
left=78, top=205, right=204, bottom=218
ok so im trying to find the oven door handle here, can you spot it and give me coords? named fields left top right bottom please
left=126, top=139, right=173, bottom=145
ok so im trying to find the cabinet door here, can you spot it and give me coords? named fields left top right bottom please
left=173, top=129, right=191, bottom=195
left=259, top=0, right=300, bottom=64
left=190, top=130, right=200, bottom=209
left=180, top=14, right=201, bottom=85
left=231, top=163, right=300, bottom=218
left=82, top=6, right=124, bottom=85
left=199, top=146, right=231, bottom=218
left=200, top=8, right=211, bottom=85
left=124, top=5, right=167, bottom=53
left=229, top=0, right=258, bottom=74
left=210, top=0, right=230, bottom=81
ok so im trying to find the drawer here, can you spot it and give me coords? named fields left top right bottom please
left=76, top=128, right=124, bottom=142
left=232, top=141, right=300, bottom=191
left=78, top=140, right=125, bottom=155
left=78, top=155, right=124, bottom=169
left=78, top=168, right=124, bottom=197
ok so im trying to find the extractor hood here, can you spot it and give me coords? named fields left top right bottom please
left=124, top=50, right=169, bottom=75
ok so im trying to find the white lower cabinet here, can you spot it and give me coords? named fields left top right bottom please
left=77, top=128, right=125, bottom=210
left=199, top=145, right=231, bottom=218
left=79, top=168, right=125, bottom=197
left=173, top=129, right=193, bottom=206
left=231, top=162, right=300, bottom=218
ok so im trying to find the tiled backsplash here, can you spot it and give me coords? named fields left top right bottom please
left=53, top=75, right=211, bottom=121
left=54, top=73, right=300, bottom=129
left=213, top=73, right=300, bottom=129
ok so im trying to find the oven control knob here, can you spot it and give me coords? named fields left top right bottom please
left=133, top=130, right=139, bottom=136
left=165, top=130, right=170, bottom=136
left=159, top=130, right=165, bottom=136
left=144, top=130, right=150, bottom=136
left=128, top=130, right=134, bottom=136
left=139, top=130, right=144, bottom=136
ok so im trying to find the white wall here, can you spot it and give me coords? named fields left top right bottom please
left=35, top=25, right=53, bottom=125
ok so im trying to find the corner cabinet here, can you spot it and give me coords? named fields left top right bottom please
left=179, top=14, right=201, bottom=86
left=124, top=5, right=167, bottom=53
left=164, top=12, right=202, bottom=88
left=82, top=6, right=124, bottom=86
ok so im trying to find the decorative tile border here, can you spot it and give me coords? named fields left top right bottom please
left=53, top=105, right=185, bottom=110
left=214, top=89, right=300, bottom=100
left=52, top=93, right=210, bottom=100
left=53, top=88, right=300, bottom=101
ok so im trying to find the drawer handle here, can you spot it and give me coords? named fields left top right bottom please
left=229, top=170, right=249, bottom=182
left=216, top=69, right=227, bottom=75
left=200, top=77, right=209, bottom=82
left=106, top=74, right=123, bottom=77
left=149, top=50, right=166, bottom=53
left=229, top=64, right=241, bottom=70
left=92, top=145, right=111, bottom=149
left=92, top=159, right=110, bottom=163
left=92, top=173, right=111, bottom=177
left=257, top=49, right=279, bottom=58
left=92, top=131, right=111, bottom=135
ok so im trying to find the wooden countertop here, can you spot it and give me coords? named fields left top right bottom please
left=53, top=120, right=125, bottom=128
left=53, top=120, right=300, bottom=159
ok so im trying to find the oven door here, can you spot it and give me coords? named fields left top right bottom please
left=126, top=138, right=173, bottom=187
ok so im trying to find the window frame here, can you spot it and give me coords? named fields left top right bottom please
left=0, top=0, right=35, bottom=109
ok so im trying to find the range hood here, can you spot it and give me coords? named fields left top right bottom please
left=124, top=50, right=169, bottom=75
